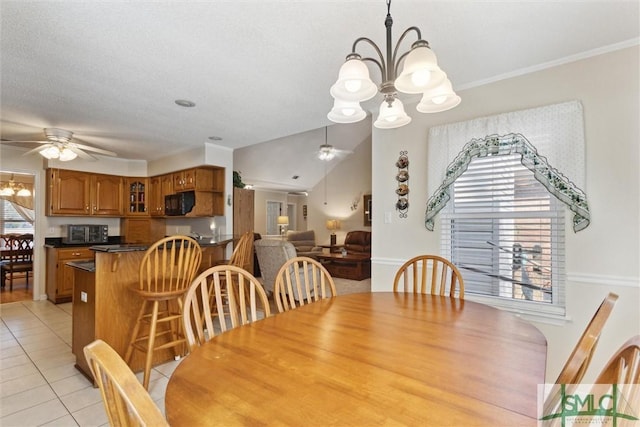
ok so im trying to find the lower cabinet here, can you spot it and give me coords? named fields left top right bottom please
left=46, top=247, right=94, bottom=303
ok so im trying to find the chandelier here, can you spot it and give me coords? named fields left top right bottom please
left=328, top=0, right=460, bottom=129
left=0, top=174, right=32, bottom=197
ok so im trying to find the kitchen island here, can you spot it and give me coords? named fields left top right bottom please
left=70, top=237, right=233, bottom=381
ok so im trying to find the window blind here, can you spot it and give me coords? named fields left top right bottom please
left=441, top=154, right=566, bottom=316
left=1, top=199, right=34, bottom=236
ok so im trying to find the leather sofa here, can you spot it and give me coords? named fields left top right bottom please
left=286, top=230, right=322, bottom=258
left=344, top=230, right=371, bottom=256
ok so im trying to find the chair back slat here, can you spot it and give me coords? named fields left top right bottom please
left=138, top=236, right=202, bottom=296
left=393, top=255, right=464, bottom=298
left=84, top=340, right=168, bottom=427
left=183, top=265, right=270, bottom=352
left=229, top=231, right=254, bottom=272
left=273, top=256, right=337, bottom=313
left=543, top=292, right=619, bottom=419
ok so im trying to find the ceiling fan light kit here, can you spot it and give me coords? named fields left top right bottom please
left=2, top=127, right=118, bottom=161
left=328, top=0, right=460, bottom=129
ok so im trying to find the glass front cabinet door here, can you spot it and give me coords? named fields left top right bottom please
left=125, top=178, right=149, bottom=216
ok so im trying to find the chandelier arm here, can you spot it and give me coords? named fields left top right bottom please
left=360, top=57, right=385, bottom=82
left=391, top=26, right=423, bottom=75
left=352, top=37, right=387, bottom=80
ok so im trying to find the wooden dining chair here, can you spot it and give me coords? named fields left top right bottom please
left=182, top=264, right=271, bottom=352
left=543, top=292, right=619, bottom=417
left=0, top=233, right=34, bottom=291
left=273, top=256, right=336, bottom=313
left=393, top=254, right=464, bottom=298
left=125, top=235, right=202, bottom=390
left=84, top=340, right=169, bottom=427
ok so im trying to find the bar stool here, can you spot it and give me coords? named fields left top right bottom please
left=125, top=235, right=202, bottom=390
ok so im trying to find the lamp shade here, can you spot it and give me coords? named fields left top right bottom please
left=40, top=146, right=60, bottom=159
left=277, top=216, right=289, bottom=226
left=59, top=147, right=78, bottom=161
left=395, top=45, right=447, bottom=94
left=325, top=219, right=339, bottom=231
left=330, top=59, right=378, bottom=102
left=374, top=98, right=412, bottom=129
left=327, top=99, right=367, bottom=124
left=416, top=78, right=461, bottom=113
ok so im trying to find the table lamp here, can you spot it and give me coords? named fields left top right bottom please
left=277, top=215, right=289, bottom=239
left=326, top=219, right=339, bottom=245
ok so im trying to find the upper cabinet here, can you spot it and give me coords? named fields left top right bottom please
left=173, top=167, right=223, bottom=192
left=46, top=166, right=224, bottom=217
left=47, top=169, right=124, bottom=216
left=125, top=177, right=149, bottom=216
left=149, top=174, right=173, bottom=217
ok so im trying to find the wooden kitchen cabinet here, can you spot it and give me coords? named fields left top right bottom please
left=149, top=173, right=173, bottom=216
left=46, top=246, right=94, bottom=303
left=120, top=217, right=166, bottom=243
left=46, top=169, right=124, bottom=216
left=173, top=167, right=223, bottom=192
left=233, top=187, right=254, bottom=236
left=125, top=177, right=149, bottom=216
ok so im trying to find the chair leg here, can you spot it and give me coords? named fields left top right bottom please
left=143, top=301, right=160, bottom=390
left=125, top=300, right=148, bottom=365
left=25, top=272, right=29, bottom=290
left=9, top=271, right=13, bottom=292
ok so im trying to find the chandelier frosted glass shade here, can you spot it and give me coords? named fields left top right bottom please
left=395, top=45, right=447, bottom=94
left=373, top=98, right=412, bottom=129
left=327, top=98, right=367, bottom=123
left=329, top=58, right=378, bottom=102
left=416, top=78, right=461, bottom=113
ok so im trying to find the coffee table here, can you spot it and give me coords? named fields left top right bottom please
left=316, top=252, right=370, bottom=280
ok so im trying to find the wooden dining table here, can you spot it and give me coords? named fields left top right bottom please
left=165, top=292, right=547, bottom=426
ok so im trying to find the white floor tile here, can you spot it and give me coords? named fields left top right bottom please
left=1, top=300, right=170, bottom=425
left=0, top=398, right=70, bottom=427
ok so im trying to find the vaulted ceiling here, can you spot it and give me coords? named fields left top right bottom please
left=1, top=1, right=638, bottom=189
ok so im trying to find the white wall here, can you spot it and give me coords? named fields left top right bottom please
left=306, top=129, right=372, bottom=246
left=371, top=46, right=639, bottom=383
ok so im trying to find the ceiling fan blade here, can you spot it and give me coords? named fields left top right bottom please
left=70, top=142, right=117, bottom=157
left=0, top=139, right=50, bottom=144
left=22, top=143, right=54, bottom=156
left=68, top=146, right=98, bottom=161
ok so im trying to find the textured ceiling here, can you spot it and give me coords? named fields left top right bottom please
left=1, top=1, right=638, bottom=189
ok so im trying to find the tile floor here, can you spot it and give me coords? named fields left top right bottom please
left=0, top=300, right=179, bottom=427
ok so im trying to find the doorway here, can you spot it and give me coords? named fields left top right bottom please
left=0, top=171, right=35, bottom=303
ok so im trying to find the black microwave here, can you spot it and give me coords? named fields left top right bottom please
left=165, top=191, right=195, bottom=216
left=62, top=224, right=109, bottom=244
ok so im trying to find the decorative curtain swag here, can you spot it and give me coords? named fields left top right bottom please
left=425, top=133, right=590, bottom=233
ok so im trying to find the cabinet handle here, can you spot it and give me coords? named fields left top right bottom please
left=93, top=206, right=97, bottom=211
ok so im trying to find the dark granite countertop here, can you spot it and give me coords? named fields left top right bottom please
left=66, top=260, right=96, bottom=272
left=44, top=236, right=123, bottom=248
left=89, top=236, right=235, bottom=253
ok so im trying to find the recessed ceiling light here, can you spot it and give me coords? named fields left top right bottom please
left=175, top=99, right=196, bottom=107
left=208, top=136, right=223, bottom=141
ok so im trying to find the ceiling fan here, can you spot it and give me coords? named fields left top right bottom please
left=316, top=126, right=352, bottom=161
left=1, top=127, right=117, bottom=161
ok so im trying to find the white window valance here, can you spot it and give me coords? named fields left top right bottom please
left=426, top=101, right=589, bottom=232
